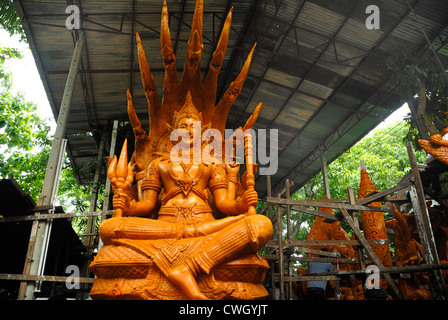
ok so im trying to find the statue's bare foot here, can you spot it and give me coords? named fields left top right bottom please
left=167, top=265, right=208, bottom=300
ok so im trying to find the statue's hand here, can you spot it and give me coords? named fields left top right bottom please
left=429, top=134, right=448, bottom=147
left=240, top=189, right=258, bottom=212
left=225, top=161, right=240, bottom=177
left=113, top=193, right=131, bottom=214
left=107, top=145, right=134, bottom=218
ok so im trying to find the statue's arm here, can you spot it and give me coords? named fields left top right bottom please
left=209, top=164, right=257, bottom=215
left=127, top=159, right=162, bottom=216
left=225, top=162, right=240, bottom=201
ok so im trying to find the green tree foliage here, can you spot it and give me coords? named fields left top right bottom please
left=0, top=46, right=96, bottom=236
left=270, top=119, right=427, bottom=269
left=279, top=119, right=427, bottom=247
left=0, top=0, right=25, bottom=39
left=0, top=45, right=52, bottom=199
left=386, top=47, right=446, bottom=100
left=0, top=1, right=101, bottom=237
left=298, top=120, right=426, bottom=202
left=386, top=47, right=448, bottom=143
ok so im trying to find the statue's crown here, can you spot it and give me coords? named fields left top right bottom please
left=130, top=0, right=255, bottom=136
left=126, top=0, right=261, bottom=160
left=174, top=91, right=203, bottom=126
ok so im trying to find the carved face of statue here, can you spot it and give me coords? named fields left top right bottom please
left=176, top=116, right=200, bottom=147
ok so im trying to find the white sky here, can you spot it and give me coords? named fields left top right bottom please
left=374, top=103, right=409, bottom=130
left=1, top=28, right=55, bottom=131
left=0, top=28, right=408, bottom=136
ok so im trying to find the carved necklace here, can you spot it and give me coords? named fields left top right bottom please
left=167, top=161, right=204, bottom=196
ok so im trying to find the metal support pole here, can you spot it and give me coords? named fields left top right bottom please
left=97, top=120, right=119, bottom=251
left=84, top=134, right=106, bottom=249
left=285, top=180, right=293, bottom=299
left=321, top=156, right=331, bottom=199
left=285, top=180, right=291, bottom=241
left=78, top=134, right=106, bottom=300
left=102, top=120, right=119, bottom=213
left=35, top=138, right=67, bottom=292
left=19, top=32, right=84, bottom=300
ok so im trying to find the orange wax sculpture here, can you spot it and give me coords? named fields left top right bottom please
left=304, top=197, right=364, bottom=300
left=385, top=206, right=432, bottom=299
left=306, top=197, right=357, bottom=267
left=357, top=161, right=393, bottom=269
left=418, top=97, right=448, bottom=163
left=89, top=0, right=273, bottom=300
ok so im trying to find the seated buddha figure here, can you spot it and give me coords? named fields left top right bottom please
left=97, top=97, right=273, bottom=300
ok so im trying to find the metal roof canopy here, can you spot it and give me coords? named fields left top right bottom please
left=14, top=0, right=448, bottom=199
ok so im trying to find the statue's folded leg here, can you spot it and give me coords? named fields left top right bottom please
left=99, top=217, right=183, bottom=245
left=167, top=214, right=272, bottom=299
left=99, top=214, right=247, bottom=245
left=183, top=214, right=273, bottom=277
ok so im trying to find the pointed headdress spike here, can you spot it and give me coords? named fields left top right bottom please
left=116, top=139, right=128, bottom=179
left=160, top=0, right=175, bottom=65
left=160, top=0, right=179, bottom=105
left=127, top=89, right=139, bottom=129
left=242, top=102, right=263, bottom=131
left=210, top=7, right=232, bottom=71
left=216, top=43, right=256, bottom=112
left=174, top=91, right=203, bottom=126
left=136, top=32, right=155, bottom=95
left=202, top=6, right=233, bottom=111
left=136, top=32, right=161, bottom=126
left=188, top=0, right=203, bottom=49
left=127, top=89, right=147, bottom=139
left=234, top=42, right=256, bottom=86
left=185, top=0, right=204, bottom=76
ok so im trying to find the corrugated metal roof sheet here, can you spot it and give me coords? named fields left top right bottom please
left=13, top=0, right=448, bottom=198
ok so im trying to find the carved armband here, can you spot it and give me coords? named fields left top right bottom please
left=141, top=177, right=162, bottom=192
left=208, top=163, right=228, bottom=191
left=208, top=178, right=228, bottom=191
left=227, top=175, right=239, bottom=185
left=142, top=159, right=162, bottom=192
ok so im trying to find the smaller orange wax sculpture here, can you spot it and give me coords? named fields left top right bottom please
left=418, top=98, right=448, bottom=164
left=306, top=197, right=357, bottom=267
left=385, top=206, right=433, bottom=299
left=357, top=161, right=393, bottom=269
left=385, top=206, right=423, bottom=267
left=303, top=197, right=364, bottom=300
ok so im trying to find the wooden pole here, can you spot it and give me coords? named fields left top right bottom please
left=406, top=142, right=447, bottom=299
left=348, top=187, right=365, bottom=270
left=277, top=204, right=284, bottom=300
left=339, top=208, right=404, bottom=300
left=267, top=175, right=276, bottom=299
